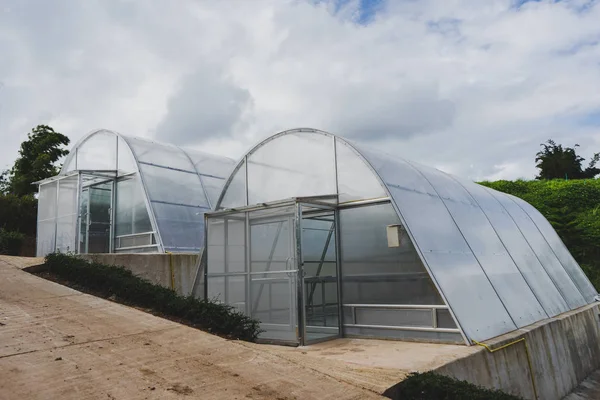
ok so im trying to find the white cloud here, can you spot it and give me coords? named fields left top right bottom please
left=1, top=0, right=599, bottom=181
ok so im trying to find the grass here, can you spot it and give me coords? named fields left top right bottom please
left=384, top=372, right=524, bottom=400
left=37, top=252, right=261, bottom=341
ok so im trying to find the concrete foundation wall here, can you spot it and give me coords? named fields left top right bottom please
left=79, top=253, right=199, bottom=296
left=433, top=303, right=600, bottom=400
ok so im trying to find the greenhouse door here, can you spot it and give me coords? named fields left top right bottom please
left=206, top=198, right=341, bottom=346
left=79, top=181, right=114, bottom=253
left=300, top=207, right=340, bottom=344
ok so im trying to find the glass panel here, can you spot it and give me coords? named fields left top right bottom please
left=219, top=161, right=247, bottom=209
left=79, top=189, right=89, bottom=253
left=124, top=136, right=194, bottom=171
left=114, top=174, right=152, bottom=247
left=201, top=176, right=227, bottom=207
left=207, top=217, right=226, bottom=274
left=38, top=181, right=57, bottom=221
left=36, top=220, right=56, bottom=257
left=55, top=176, right=79, bottom=253
left=153, top=202, right=205, bottom=252
left=340, top=203, right=443, bottom=306
left=302, top=209, right=339, bottom=343
left=357, top=146, right=516, bottom=342
left=117, top=137, right=136, bottom=174
left=88, top=182, right=112, bottom=253
left=246, top=132, right=336, bottom=204
left=355, top=308, right=432, bottom=327
left=335, top=138, right=387, bottom=203
left=491, top=191, right=586, bottom=309
left=411, top=163, right=548, bottom=328
left=140, top=163, right=208, bottom=208
left=184, top=148, right=235, bottom=178
left=456, top=178, right=569, bottom=317
left=514, top=197, right=597, bottom=302
left=76, top=130, right=118, bottom=171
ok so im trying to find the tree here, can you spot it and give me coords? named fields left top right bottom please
left=1, top=125, right=70, bottom=196
left=535, top=139, right=600, bottom=180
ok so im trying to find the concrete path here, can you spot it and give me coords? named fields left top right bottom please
left=0, top=256, right=473, bottom=399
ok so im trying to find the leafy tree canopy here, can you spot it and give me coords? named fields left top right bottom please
left=0, top=125, right=70, bottom=196
left=535, top=139, right=600, bottom=180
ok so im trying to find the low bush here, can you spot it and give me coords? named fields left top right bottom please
left=384, top=372, right=523, bottom=400
left=0, top=229, right=25, bottom=256
left=43, top=253, right=261, bottom=341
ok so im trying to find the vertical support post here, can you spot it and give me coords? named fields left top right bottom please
left=432, top=308, right=438, bottom=329
left=334, top=208, right=344, bottom=337
left=244, top=155, right=249, bottom=206
left=75, top=172, right=82, bottom=254
left=109, top=179, right=116, bottom=253
left=54, top=179, right=59, bottom=253
left=295, top=203, right=305, bottom=345
left=245, top=212, right=251, bottom=317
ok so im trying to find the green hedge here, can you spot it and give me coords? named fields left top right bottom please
left=480, top=179, right=600, bottom=290
left=43, top=253, right=261, bottom=341
left=384, top=372, right=523, bottom=400
left=0, top=229, right=25, bottom=256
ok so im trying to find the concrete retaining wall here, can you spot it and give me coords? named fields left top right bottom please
left=79, top=253, right=199, bottom=296
left=432, top=303, right=600, bottom=400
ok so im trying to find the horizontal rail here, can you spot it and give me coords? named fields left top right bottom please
left=115, top=231, right=155, bottom=239
left=114, top=244, right=159, bottom=251
left=343, top=304, right=449, bottom=310
left=343, top=323, right=460, bottom=334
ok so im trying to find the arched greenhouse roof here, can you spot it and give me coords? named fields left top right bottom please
left=215, top=128, right=598, bottom=343
left=60, top=129, right=236, bottom=252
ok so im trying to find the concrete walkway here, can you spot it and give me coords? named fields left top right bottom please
left=0, top=256, right=473, bottom=399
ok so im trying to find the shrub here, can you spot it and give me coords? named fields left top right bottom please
left=384, top=372, right=523, bottom=400
left=0, top=193, right=37, bottom=236
left=0, top=229, right=25, bottom=256
left=43, top=253, right=261, bottom=341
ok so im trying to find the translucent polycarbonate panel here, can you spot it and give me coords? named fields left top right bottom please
left=227, top=219, right=246, bottom=273
left=55, top=176, right=79, bottom=253
left=219, top=161, right=247, bottom=209
left=116, top=137, right=136, bottom=174
left=335, top=139, right=387, bottom=203
left=246, top=132, right=336, bottom=204
left=76, top=130, right=118, bottom=171
left=357, top=146, right=516, bottom=341
left=343, top=325, right=463, bottom=344
left=184, top=148, right=235, bottom=179
left=153, top=202, right=206, bottom=252
left=139, top=163, right=208, bottom=208
left=37, top=181, right=58, bottom=256
left=207, top=217, right=226, bottom=274
left=123, top=136, right=195, bottom=171
left=201, top=176, right=227, bottom=207
left=36, top=220, right=56, bottom=257
left=456, top=178, right=567, bottom=317
left=38, top=181, right=57, bottom=221
left=250, top=217, right=292, bottom=273
left=62, top=155, right=76, bottom=173
left=490, top=191, right=587, bottom=309
left=114, top=175, right=152, bottom=237
left=514, top=197, right=597, bottom=302
left=339, top=203, right=443, bottom=306
left=410, top=163, right=547, bottom=327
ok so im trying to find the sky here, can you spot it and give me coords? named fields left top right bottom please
left=1, top=0, right=600, bottom=181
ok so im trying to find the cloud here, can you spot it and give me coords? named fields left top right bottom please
left=154, top=68, right=253, bottom=145
left=0, top=0, right=599, bottom=181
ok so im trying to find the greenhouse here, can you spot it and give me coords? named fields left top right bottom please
left=201, top=128, right=598, bottom=346
left=36, top=129, right=235, bottom=256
